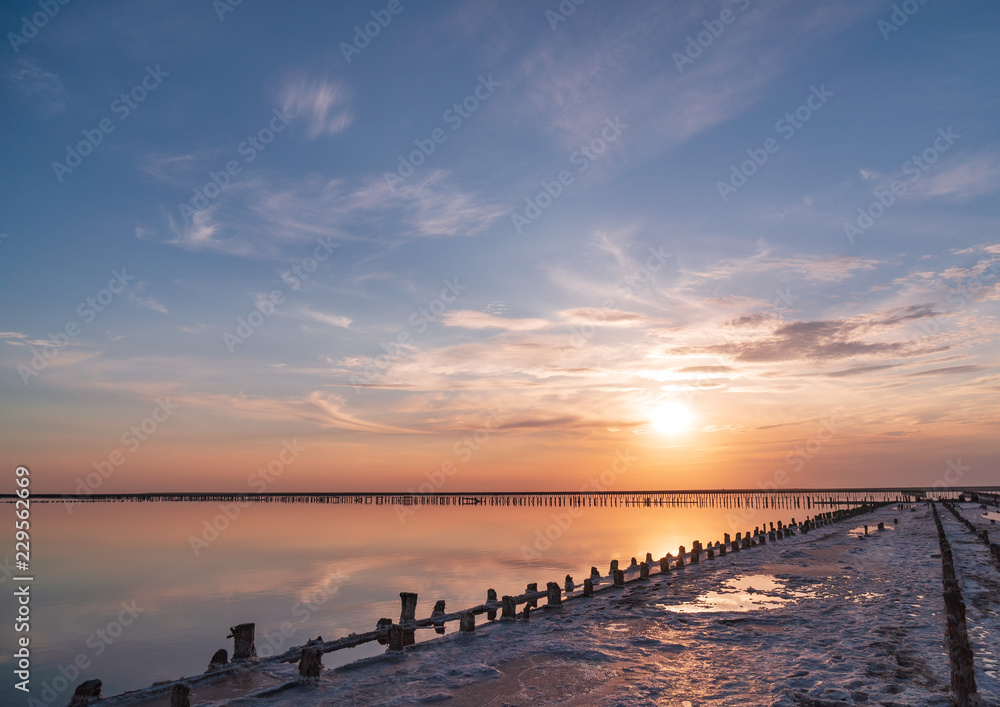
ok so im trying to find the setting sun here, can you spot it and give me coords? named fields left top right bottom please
left=649, top=401, right=696, bottom=435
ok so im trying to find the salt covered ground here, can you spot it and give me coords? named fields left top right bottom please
left=941, top=503, right=1000, bottom=698
left=112, top=503, right=1000, bottom=706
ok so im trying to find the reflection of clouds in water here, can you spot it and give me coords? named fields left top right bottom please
left=661, top=574, right=815, bottom=613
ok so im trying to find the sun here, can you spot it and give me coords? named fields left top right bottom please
left=648, top=401, right=695, bottom=435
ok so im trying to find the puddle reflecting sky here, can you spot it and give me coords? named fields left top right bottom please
left=660, top=574, right=816, bottom=614
left=846, top=523, right=895, bottom=538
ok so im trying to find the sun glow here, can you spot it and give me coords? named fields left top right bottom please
left=648, top=401, right=695, bottom=435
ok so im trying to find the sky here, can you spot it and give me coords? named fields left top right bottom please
left=1, top=0, right=999, bottom=493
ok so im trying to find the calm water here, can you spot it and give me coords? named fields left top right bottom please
left=0, top=493, right=900, bottom=704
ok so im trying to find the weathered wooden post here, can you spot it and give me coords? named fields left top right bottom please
left=487, top=588, right=497, bottom=621
left=613, top=569, right=625, bottom=587
left=228, top=623, right=256, bottom=661
left=69, top=680, right=103, bottom=706
left=690, top=541, right=700, bottom=564
left=526, top=582, right=538, bottom=608
left=400, top=592, right=418, bottom=623
left=660, top=556, right=670, bottom=572
left=298, top=648, right=322, bottom=679
left=432, top=600, right=446, bottom=634
left=460, top=611, right=476, bottom=634
left=501, top=595, right=517, bottom=620
left=877, top=522, right=884, bottom=531
left=610, top=559, right=619, bottom=574
left=375, top=617, right=392, bottom=646
left=718, top=542, right=726, bottom=556
left=387, top=624, right=404, bottom=654
left=769, top=530, right=777, bottom=542
left=590, top=566, right=600, bottom=579
left=583, top=578, right=594, bottom=596
left=707, top=546, right=715, bottom=559
left=207, top=648, right=228, bottom=671
left=724, top=533, right=731, bottom=545
left=565, top=575, right=574, bottom=593
left=645, top=552, right=653, bottom=564
left=630, top=556, right=638, bottom=568
left=639, top=561, right=649, bottom=579
left=523, top=605, right=531, bottom=621
left=547, top=581, right=562, bottom=606
left=170, top=683, right=191, bottom=707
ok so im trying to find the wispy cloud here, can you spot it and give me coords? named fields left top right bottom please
left=7, top=57, right=66, bottom=117
left=281, top=77, right=353, bottom=138
left=904, top=364, right=988, bottom=378
left=300, top=307, right=352, bottom=329
left=688, top=252, right=880, bottom=284
left=559, top=308, right=651, bottom=327
left=126, top=282, right=169, bottom=314
left=514, top=1, right=871, bottom=164
left=0, top=331, right=28, bottom=346
left=162, top=171, right=507, bottom=258
left=442, top=310, right=549, bottom=331
left=910, top=147, right=1000, bottom=202
left=671, top=305, right=944, bottom=364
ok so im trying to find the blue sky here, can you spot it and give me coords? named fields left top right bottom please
left=2, top=0, right=999, bottom=491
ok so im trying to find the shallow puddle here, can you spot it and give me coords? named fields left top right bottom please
left=847, top=524, right=895, bottom=538
left=659, top=574, right=813, bottom=614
